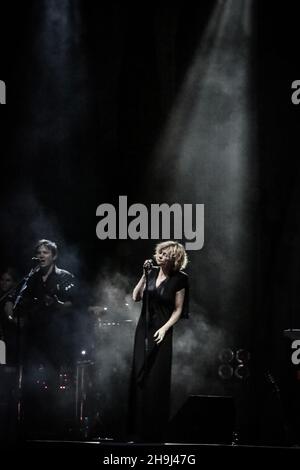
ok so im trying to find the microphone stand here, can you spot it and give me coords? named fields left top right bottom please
left=144, top=266, right=151, bottom=378
left=13, top=263, right=40, bottom=441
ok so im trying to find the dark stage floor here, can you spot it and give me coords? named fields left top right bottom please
left=2, top=439, right=300, bottom=467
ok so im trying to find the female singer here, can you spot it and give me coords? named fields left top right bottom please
left=128, top=240, right=189, bottom=442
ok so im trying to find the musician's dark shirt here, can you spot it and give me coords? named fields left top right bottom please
left=21, top=265, right=74, bottom=313
left=17, top=265, right=76, bottom=367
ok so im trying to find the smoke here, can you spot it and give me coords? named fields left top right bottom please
left=31, top=0, right=88, bottom=136
left=77, top=270, right=139, bottom=438
left=86, top=270, right=139, bottom=408
left=172, top=308, right=228, bottom=417
left=80, top=269, right=230, bottom=437
left=91, top=271, right=140, bottom=322
left=142, top=0, right=256, bottom=342
left=0, top=186, right=82, bottom=276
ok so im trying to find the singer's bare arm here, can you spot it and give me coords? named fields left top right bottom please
left=154, top=288, right=185, bottom=344
left=132, top=274, right=146, bottom=302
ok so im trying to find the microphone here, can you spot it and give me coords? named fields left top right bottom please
left=144, top=259, right=153, bottom=271
left=31, top=257, right=40, bottom=264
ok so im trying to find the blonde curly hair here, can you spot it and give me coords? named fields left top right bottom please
left=154, top=241, right=188, bottom=271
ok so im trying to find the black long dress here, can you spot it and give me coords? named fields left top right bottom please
left=129, top=267, right=189, bottom=442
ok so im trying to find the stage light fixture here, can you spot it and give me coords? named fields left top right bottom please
left=218, top=348, right=234, bottom=363
left=234, top=364, right=250, bottom=380
left=236, top=349, right=250, bottom=363
left=218, top=363, right=234, bottom=380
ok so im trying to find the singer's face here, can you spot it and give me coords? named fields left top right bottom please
left=156, top=250, right=173, bottom=268
left=36, top=245, right=56, bottom=269
left=0, top=273, right=14, bottom=292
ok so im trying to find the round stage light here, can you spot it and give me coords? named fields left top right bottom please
left=218, top=364, right=234, bottom=380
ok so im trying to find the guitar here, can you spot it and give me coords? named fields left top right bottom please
left=34, top=277, right=75, bottom=309
left=15, top=274, right=75, bottom=318
left=42, top=279, right=74, bottom=307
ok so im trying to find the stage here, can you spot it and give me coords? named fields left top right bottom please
left=3, top=440, right=300, bottom=466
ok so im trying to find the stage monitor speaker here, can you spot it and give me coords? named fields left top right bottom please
left=166, top=395, right=235, bottom=444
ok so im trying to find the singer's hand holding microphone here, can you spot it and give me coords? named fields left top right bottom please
left=143, top=259, right=153, bottom=274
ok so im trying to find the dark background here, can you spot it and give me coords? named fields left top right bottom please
left=1, top=0, right=300, bottom=445
left=0, top=2, right=216, bottom=278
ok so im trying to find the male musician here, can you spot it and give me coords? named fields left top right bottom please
left=14, top=239, right=76, bottom=368
left=11, top=239, right=76, bottom=438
